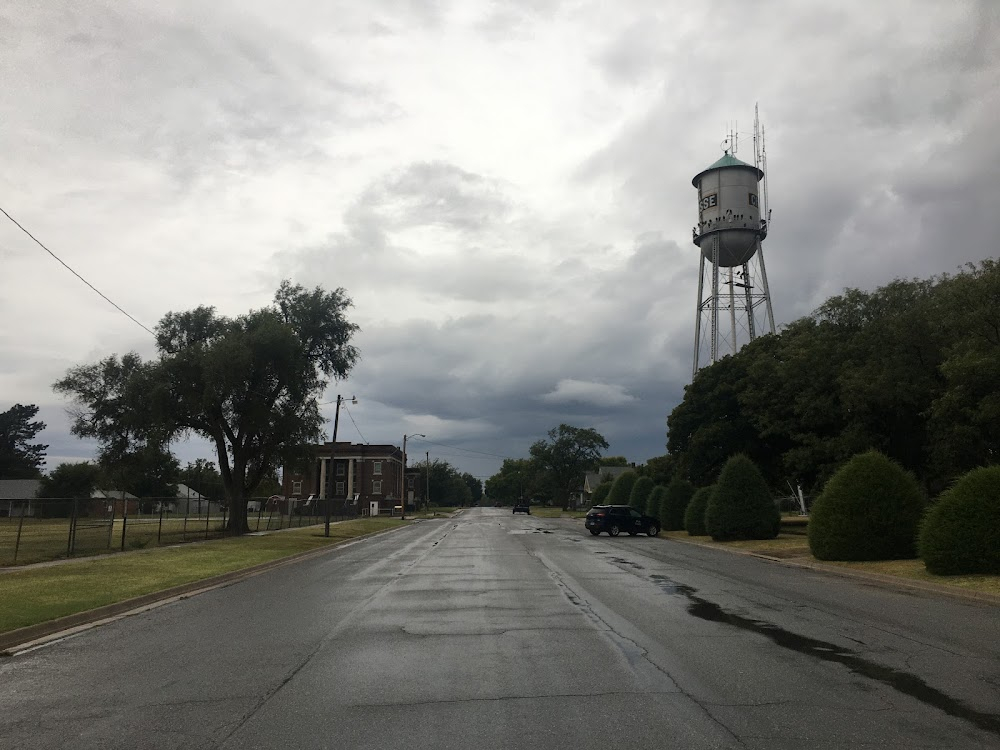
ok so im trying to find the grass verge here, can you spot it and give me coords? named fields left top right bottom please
left=663, top=530, right=1000, bottom=597
left=0, top=518, right=402, bottom=635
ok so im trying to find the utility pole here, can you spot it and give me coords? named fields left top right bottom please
left=325, top=394, right=356, bottom=537
left=425, top=451, right=430, bottom=512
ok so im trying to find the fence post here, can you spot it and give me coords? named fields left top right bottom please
left=266, top=503, right=275, bottom=531
left=182, top=499, right=188, bottom=542
left=69, top=499, right=79, bottom=556
left=204, top=496, right=211, bottom=539
left=120, top=494, right=128, bottom=552
left=256, top=501, right=264, bottom=532
left=13, top=503, right=26, bottom=564
left=158, top=504, right=164, bottom=543
left=107, top=497, right=116, bottom=550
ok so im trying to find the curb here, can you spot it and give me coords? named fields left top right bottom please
left=0, top=525, right=407, bottom=655
left=664, top=534, right=1000, bottom=607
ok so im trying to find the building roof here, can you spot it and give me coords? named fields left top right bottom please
left=91, top=488, right=138, bottom=500
left=692, top=152, right=764, bottom=186
left=0, top=479, right=42, bottom=500
left=583, top=466, right=631, bottom=492
left=175, top=483, right=205, bottom=500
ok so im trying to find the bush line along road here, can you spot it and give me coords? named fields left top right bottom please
left=1, top=508, right=998, bottom=750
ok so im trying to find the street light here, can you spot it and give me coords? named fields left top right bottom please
left=400, top=433, right=425, bottom=520
left=325, top=394, right=357, bottom=537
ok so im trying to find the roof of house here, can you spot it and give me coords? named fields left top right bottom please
left=583, top=466, right=631, bottom=492
left=175, top=483, right=205, bottom=500
left=0, top=479, right=42, bottom=500
left=91, top=488, right=138, bottom=500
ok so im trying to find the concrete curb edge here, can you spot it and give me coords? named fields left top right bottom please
left=665, top=533, right=1000, bottom=607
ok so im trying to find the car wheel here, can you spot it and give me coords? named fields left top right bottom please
left=647, top=524, right=659, bottom=537
left=608, top=524, right=620, bottom=537
left=589, top=529, right=600, bottom=536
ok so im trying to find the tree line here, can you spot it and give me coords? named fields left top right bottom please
left=667, top=259, right=1000, bottom=496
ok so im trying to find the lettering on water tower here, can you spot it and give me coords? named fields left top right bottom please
left=699, top=193, right=718, bottom=213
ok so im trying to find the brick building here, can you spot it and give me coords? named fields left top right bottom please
left=282, top=441, right=407, bottom=516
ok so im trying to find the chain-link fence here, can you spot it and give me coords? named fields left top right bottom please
left=0, top=497, right=357, bottom=566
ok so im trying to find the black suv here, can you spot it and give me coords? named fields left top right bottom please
left=512, top=503, right=531, bottom=515
left=585, top=505, right=659, bottom=537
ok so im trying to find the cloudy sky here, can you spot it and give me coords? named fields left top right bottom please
left=2, top=0, right=998, bottom=482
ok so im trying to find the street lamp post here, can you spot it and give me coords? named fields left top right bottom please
left=400, top=433, right=425, bottom=520
left=325, top=394, right=357, bottom=537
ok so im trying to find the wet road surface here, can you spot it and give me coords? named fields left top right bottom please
left=2, top=507, right=999, bottom=749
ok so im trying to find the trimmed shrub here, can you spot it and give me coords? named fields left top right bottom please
left=705, top=454, right=780, bottom=541
left=685, top=486, right=713, bottom=536
left=919, top=466, right=1000, bottom=575
left=629, top=476, right=655, bottom=512
left=808, top=450, right=925, bottom=561
left=607, top=471, right=637, bottom=506
left=661, top=477, right=695, bottom=531
left=647, top=485, right=667, bottom=518
left=590, top=481, right=612, bottom=506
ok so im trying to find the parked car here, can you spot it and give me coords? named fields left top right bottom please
left=513, top=503, right=531, bottom=515
left=585, top=505, right=659, bottom=537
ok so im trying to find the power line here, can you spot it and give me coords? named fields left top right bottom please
left=342, top=404, right=369, bottom=444
left=0, top=205, right=156, bottom=336
left=409, top=437, right=517, bottom=460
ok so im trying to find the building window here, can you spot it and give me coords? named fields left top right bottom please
left=373, top=461, right=382, bottom=475
left=408, top=477, right=414, bottom=488
left=336, top=481, right=345, bottom=495
left=292, top=480, right=302, bottom=496
left=373, top=480, right=382, bottom=495
left=336, top=463, right=345, bottom=476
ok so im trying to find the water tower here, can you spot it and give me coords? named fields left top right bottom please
left=691, top=108, right=775, bottom=378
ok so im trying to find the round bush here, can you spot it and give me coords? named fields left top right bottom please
left=705, top=455, right=779, bottom=541
left=629, top=476, right=655, bottom=512
left=661, top=477, right=695, bottom=531
left=919, top=466, right=1000, bottom=575
left=590, top=481, right=612, bottom=506
left=646, top=485, right=667, bottom=518
left=685, top=486, right=713, bottom=536
left=607, top=471, right=637, bottom=506
left=808, top=450, right=925, bottom=561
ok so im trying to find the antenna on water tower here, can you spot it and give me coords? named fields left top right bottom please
left=691, top=104, right=776, bottom=379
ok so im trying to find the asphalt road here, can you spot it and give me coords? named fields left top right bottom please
left=2, top=508, right=999, bottom=749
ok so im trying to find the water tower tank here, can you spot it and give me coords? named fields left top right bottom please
left=692, top=153, right=764, bottom=267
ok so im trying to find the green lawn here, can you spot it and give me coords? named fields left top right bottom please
left=0, top=511, right=346, bottom=566
left=0, top=517, right=402, bottom=635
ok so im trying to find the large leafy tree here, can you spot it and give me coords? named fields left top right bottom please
left=54, top=281, right=360, bottom=534
left=37, top=461, right=103, bottom=517
left=0, top=404, right=48, bottom=479
left=529, top=424, right=609, bottom=510
left=485, top=458, right=540, bottom=505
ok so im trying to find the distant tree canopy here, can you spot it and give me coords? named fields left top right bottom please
left=484, top=458, right=540, bottom=504
left=417, top=459, right=476, bottom=507
left=529, top=424, right=609, bottom=509
left=0, top=404, right=47, bottom=479
left=53, top=281, right=360, bottom=534
left=667, top=260, right=1000, bottom=494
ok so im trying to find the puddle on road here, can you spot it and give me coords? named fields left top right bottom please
left=649, top=572, right=1000, bottom=738
left=610, top=557, right=644, bottom=571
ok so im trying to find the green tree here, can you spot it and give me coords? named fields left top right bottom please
left=661, top=477, right=695, bottom=531
left=37, top=461, right=103, bottom=517
left=461, top=472, right=483, bottom=504
left=529, top=424, right=609, bottom=510
left=111, top=444, right=180, bottom=501
left=591, top=481, right=612, bottom=505
left=54, top=281, right=360, bottom=535
left=628, top=476, right=654, bottom=512
left=484, top=458, right=539, bottom=505
left=684, top=486, right=713, bottom=536
left=607, top=471, right=637, bottom=506
left=599, top=456, right=629, bottom=467
left=179, top=459, right=225, bottom=501
left=641, top=454, right=675, bottom=486
left=704, top=454, right=779, bottom=541
left=418, top=459, right=474, bottom=507
left=0, top=404, right=47, bottom=479
left=646, top=485, right=666, bottom=518
left=807, top=450, right=925, bottom=561
left=919, top=466, right=1000, bottom=575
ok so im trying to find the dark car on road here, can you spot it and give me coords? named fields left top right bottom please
left=513, top=503, right=531, bottom=515
left=585, top=505, right=659, bottom=536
